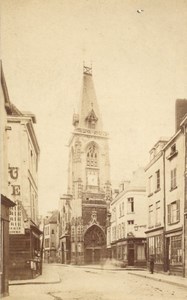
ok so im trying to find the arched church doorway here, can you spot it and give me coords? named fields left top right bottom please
left=84, top=225, right=105, bottom=264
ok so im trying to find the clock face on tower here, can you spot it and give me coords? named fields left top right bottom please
left=87, top=170, right=98, bottom=186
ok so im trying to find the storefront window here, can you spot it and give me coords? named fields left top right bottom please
left=117, top=245, right=123, bottom=260
left=155, top=235, right=162, bottom=263
left=123, top=245, right=127, bottom=261
left=137, top=245, right=145, bottom=260
left=148, top=235, right=163, bottom=263
left=170, top=235, right=182, bottom=265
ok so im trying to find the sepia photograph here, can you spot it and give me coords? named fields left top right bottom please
left=0, top=0, right=187, bottom=299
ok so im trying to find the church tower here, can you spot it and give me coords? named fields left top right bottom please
left=67, top=66, right=111, bottom=264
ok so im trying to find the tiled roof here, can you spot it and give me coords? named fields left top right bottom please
left=47, top=210, right=59, bottom=224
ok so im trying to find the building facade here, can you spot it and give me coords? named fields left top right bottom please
left=5, top=95, right=42, bottom=279
left=164, top=117, right=185, bottom=276
left=145, top=99, right=187, bottom=277
left=61, top=66, right=112, bottom=264
left=43, top=211, right=60, bottom=263
left=145, top=138, right=168, bottom=273
left=0, top=62, right=15, bottom=297
left=108, top=168, right=147, bottom=267
left=7, top=107, right=39, bottom=230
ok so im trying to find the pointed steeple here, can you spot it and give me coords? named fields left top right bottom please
left=74, top=65, right=103, bottom=130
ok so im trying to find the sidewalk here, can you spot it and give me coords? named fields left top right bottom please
left=128, top=270, right=187, bottom=289
left=9, top=264, right=61, bottom=285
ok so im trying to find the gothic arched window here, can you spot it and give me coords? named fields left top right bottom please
left=86, top=144, right=98, bottom=167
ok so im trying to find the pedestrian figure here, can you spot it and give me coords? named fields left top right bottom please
left=149, top=255, right=154, bottom=274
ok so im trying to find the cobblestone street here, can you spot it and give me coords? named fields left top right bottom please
left=7, top=264, right=187, bottom=300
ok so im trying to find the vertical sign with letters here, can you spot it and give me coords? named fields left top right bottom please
left=8, top=165, right=23, bottom=234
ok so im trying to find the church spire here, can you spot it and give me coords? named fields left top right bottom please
left=74, top=65, right=103, bottom=130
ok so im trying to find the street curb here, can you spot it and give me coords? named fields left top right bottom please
left=58, top=264, right=146, bottom=272
left=9, top=278, right=61, bottom=286
left=128, top=272, right=187, bottom=289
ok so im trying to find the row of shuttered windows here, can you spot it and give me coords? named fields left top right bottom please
left=149, top=199, right=180, bottom=228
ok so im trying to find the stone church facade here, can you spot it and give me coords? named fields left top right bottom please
left=60, top=66, right=111, bottom=265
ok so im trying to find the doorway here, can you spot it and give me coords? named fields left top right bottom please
left=128, top=249, right=134, bottom=266
left=84, top=225, right=105, bottom=264
left=85, top=248, right=101, bottom=264
left=128, top=241, right=135, bottom=266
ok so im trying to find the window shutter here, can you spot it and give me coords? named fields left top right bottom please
left=168, top=204, right=171, bottom=224
left=170, top=170, right=173, bottom=189
left=176, top=200, right=180, bottom=221
left=174, top=168, right=177, bottom=188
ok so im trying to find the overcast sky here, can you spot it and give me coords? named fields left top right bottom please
left=1, top=0, right=187, bottom=215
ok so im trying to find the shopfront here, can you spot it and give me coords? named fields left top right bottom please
left=165, top=230, right=183, bottom=276
left=111, top=238, right=146, bottom=267
left=0, top=195, right=15, bottom=297
left=9, top=225, right=42, bottom=280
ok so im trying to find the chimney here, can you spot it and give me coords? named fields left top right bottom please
left=175, top=99, right=187, bottom=132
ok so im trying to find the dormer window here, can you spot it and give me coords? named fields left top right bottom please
left=89, top=118, right=96, bottom=129
left=171, top=144, right=176, bottom=154
left=85, top=109, right=98, bottom=129
left=167, top=143, right=178, bottom=160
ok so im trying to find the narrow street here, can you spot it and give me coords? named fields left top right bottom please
left=8, top=264, right=187, bottom=300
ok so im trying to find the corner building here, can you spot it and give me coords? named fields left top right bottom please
left=6, top=103, right=41, bottom=279
left=145, top=99, right=187, bottom=277
left=66, top=67, right=111, bottom=264
left=0, top=61, right=15, bottom=297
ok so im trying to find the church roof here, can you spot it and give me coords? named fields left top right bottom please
left=77, top=66, right=103, bottom=130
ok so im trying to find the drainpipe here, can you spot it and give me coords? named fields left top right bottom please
left=163, top=149, right=167, bottom=272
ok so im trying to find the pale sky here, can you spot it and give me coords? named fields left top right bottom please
left=1, top=0, right=187, bottom=214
